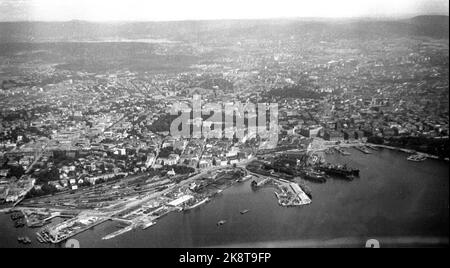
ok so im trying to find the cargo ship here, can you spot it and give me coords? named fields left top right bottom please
left=315, top=164, right=359, bottom=180
left=301, top=171, right=327, bottom=184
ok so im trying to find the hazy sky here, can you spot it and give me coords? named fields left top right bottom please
left=0, top=0, right=448, bottom=21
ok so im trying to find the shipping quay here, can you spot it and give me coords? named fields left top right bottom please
left=102, top=224, right=134, bottom=240
left=29, top=167, right=250, bottom=243
left=273, top=179, right=312, bottom=207
left=250, top=176, right=312, bottom=207
left=37, top=216, right=110, bottom=244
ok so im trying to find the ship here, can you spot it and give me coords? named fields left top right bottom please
left=36, top=232, right=47, bottom=243
left=36, top=234, right=45, bottom=243
left=407, top=154, right=427, bottom=162
left=315, top=164, right=359, bottom=180
left=240, top=209, right=250, bottom=215
left=17, top=236, right=32, bottom=245
left=14, top=218, right=26, bottom=228
left=237, top=175, right=253, bottom=183
left=301, top=171, right=327, bottom=184
left=217, top=220, right=227, bottom=226
left=11, top=212, right=24, bottom=221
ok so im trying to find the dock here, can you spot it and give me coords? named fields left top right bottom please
left=336, top=147, right=351, bottom=156
left=355, top=146, right=372, bottom=154
left=41, top=217, right=110, bottom=244
left=289, top=183, right=312, bottom=206
left=141, top=221, right=156, bottom=230
left=251, top=177, right=271, bottom=188
left=366, top=145, right=379, bottom=151
left=273, top=180, right=311, bottom=207
left=102, top=225, right=134, bottom=240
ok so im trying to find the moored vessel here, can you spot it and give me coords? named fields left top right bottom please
left=240, top=209, right=250, bottom=215
left=407, top=154, right=427, bottom=162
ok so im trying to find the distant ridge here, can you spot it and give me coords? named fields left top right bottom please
left=404, top=15, right=449, bottom=38
left=407, top=15, right=449, bottom=25
left=0, top=15, right=448, bottom=43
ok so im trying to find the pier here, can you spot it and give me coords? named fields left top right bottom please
left=354, top=146, right=372, bottom=154
left=274, top=179, right=311, bottom=207
left=102, top=224, right=134, bottom=240
left=39, top=217, right=110, bottom=244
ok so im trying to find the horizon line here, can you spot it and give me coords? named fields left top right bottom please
left=0, top=13, right=448, bottom=24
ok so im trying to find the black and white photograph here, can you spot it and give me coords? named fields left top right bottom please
left=0, top=0, right=448, bottom=250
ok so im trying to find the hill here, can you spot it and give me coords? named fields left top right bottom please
left=0, top=16, right=448, bottom=43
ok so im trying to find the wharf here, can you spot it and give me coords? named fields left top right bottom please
left=102, top=225, right=134, bottom=240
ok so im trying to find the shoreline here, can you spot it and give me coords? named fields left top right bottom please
left=368, top=143, right=449, bottom=162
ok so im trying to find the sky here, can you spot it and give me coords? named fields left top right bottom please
left=0, top=0, right=448, bottom=22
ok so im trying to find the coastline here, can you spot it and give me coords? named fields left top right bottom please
left=307, top=139, right=448, bottom=162
left=368, top=143, right=449, bottom=162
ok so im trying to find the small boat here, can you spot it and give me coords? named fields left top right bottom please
left=407, top=154, right=427, bottom=162
left=24, top=237, right=32, bottom=244
left=240, top=210, right=250, bottom=215
left=217, top=220, right=227, bottom=226
left=17, top=236, right=31, bottom=245
left=36, top=235, right=44, bottom=243
left=238, top=175, right=253, bottom=183
left=336, top=148, right=351, bottom=156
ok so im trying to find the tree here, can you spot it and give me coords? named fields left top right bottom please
left=36, top=168, right=59, bottom=184
left=41, top=183, right=58, bottom=195
left=6, top=165, right=25, bottom=178
left=367, top=136, right=384, bottom=145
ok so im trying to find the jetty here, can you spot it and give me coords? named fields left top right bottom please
left=103, top=225, right=134, bottom=240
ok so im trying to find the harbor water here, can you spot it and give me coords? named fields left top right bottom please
left=1, top=148, right=448, bottom=248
